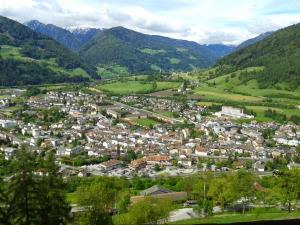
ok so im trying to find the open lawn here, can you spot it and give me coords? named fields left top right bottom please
left=96, top=81, right=180, bottom=95
left=170, top=211, right=300, bottom=224
left=135, top=118, right=161, bottom=128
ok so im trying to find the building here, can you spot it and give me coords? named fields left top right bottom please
left=195, top=146, right=208, bottom=157
left=130, top=158, right=147, bottom=169
left=144, top=155, right=171, bottom=166
left=100, top=159, right=123, bottom=171
left=4, top=147, right=17, bottom=160
left=131, top=185, right=187, bottom=204
left=215, top=106, right=254, bottom=119
left=0, top=120, right=17, bottom=129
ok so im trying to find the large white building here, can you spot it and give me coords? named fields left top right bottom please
left=0, top=120, right=17, bottom=128
left=215, top=106, right=254, bottom=119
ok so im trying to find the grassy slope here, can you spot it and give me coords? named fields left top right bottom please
left=184, top=67, right=300, bottom=120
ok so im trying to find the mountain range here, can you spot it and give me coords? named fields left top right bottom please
left=25, top=20, right=237, bottom=74
left=1, top=15, right=292, bottom=88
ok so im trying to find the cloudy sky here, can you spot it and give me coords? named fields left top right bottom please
left=1, top=0, right=300, bottom=45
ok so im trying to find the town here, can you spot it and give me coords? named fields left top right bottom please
left=1, top=86, right=299, bottom=179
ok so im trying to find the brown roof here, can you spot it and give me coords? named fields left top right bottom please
left=144, top=155, right=170, bottom=162
left=101, top=159, right=122, bottom=168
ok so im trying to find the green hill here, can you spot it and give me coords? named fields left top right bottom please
left=79, top=27, right=233, bottom=74
left=0, top=16, right=99, bottom=86
left=217, top=23, right=300, bottom=89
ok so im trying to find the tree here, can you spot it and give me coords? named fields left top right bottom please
left=232, top=171, right=256, bottom=214
left=192, top=174, right=213, bottom=216
left=208, top=175, right=236, bottom=212
left=75, top=182, right=116, bottom=225
left=152, top=81, right=157, bottom=91
left=35, top=152, right=70, bottom=225
left=113, top=197, right=173, bottom=225
left=8, top=147, right=39, bottom=225
left=3, top=147, right=70, bottom=225
left=277, top=169, right=300, bottom=212
left=0, top=177, right=12, bottom=225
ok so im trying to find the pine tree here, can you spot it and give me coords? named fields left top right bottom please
left=9, top=147, right=39, bottom=225
left=35, top=151, right=70, bottom=225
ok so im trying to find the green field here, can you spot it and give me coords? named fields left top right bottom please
left=96, top=81, right=180, bottom=95
left=97, top=65, right=130, bottom=78
left=135, top=118, right=161, bottom=128
left=169, top=58, right=181, bottom=64
left=170, top=211, right=300, bottom=224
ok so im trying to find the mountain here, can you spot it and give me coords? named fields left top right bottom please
left=79, top=26, right=233, bottom=74
left=206, top=44, right=236, bottom=58
left=25, top=20, right=101, bottom=51
left=217, top=24, right=300, bottom=89
left=0, top=16, right=99, bottom=86
left=237, top=32, right=273, bottom=50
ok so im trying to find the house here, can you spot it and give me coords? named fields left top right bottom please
left=287, top=162, right=300, bottom=170
left=56, top=146, right=82, bottom=157
left=100, top=159, right=123, bottom=171
left=107, top=109, right=120, bottom=119
left=253, top=161, right=265, bottom=172
left=131, top=185, right=187, bottom=204
left=4, top=147, right=17, bottom=160
left=0, top=120, right=17, bottom=129
left=178, top=159, right=192, bottom=168
left=195, top=146, right=208, bottom=157
left=144, top=155, right=171, bottom=166
left=130, top=158, right=147, bottom=169
left=140, top=185, right=173, bottom=196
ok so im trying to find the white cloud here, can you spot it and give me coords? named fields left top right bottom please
left=0, top=0, right=300, bottom=44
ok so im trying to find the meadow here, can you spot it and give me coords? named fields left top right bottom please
left=170, top=210, right=300, bottom=224
left=96, top=81, right=180, bottom=95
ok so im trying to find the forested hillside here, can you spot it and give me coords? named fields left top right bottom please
left=0, top=16, right=99, bottom=86
left=218, top=23, right=300, bottom=89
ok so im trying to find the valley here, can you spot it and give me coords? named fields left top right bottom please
left=0, top=10, right=300, bottom=225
